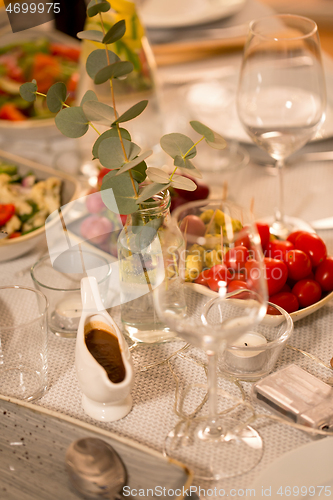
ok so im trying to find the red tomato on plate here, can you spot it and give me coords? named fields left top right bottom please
left=255, top=222, right=270, bottom=251
left=224, top=245, right=249, bottom=271
left=287, top=230, right=306, bottom=246
left=294, top=232, right=327, bottom=268
left=265, top=240, right=294, bottom=261
left=264, top=257, right=288, bottom=296
left=285, top=249, right=312, bottom=281
left=0, top=204, right=15, bottom=226
left=269, top=291, right=299, bottom=314
left=292, top=279, right=322, bottom=308
left=206, top=265, right=232, bottom=292
left=195, top=269, right=210, bottom=287
left=315, top=256, right=333, bottom=292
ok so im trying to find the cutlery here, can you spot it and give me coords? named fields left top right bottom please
left=310, top=216, right=333, bottom=230
left=66, top=437, right=126, bottom=499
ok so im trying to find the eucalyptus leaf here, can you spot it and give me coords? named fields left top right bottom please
left=80, top=90, right=98, bottom=106
left=92, top=128, right=131, bottom=159
left=101, top=170, right=139, bottom=215
left=86, top=49, right=120, bottom=80
left=46, top=82, right=67, bottom=113
left=19, top=81, right=37, bottom=102
left=173, top=156, right=202, bottom=179
left=131, top=162, right=147, bottom=184
left=206, top=130, right=227, bottom=150
left=94, top=61, right=133, bottom=85
left=55, top=107, right=89, bottom=138
left=134, top=220, right=160, bottom=252
left=99, top=138, right=141, bottom=169
left=82, top=100, right=115, bottom=125
left=137, top=182, right=171, bottom=204
left=146, top=167, right=170, bottom=184
left=190, top=120, right=215, bottom=142
left=160, top=133, right=197, bottom=160
left=87, top=0, right=110, bottom=17
left=170, top=175, right=197, bottom=191
left=116, top=150, right=153, bottom=176
left=112, top=100, right=148, bottom=125
left=77, top=30, right=104, bottom=43
left=103, top=20, right=126, bottom=44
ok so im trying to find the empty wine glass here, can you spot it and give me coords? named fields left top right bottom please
left=154, top=200, right=268, bottom=480
left=237, top=14, right=327, bottom=238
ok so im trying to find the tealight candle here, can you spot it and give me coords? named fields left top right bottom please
left=52, top=294, right=83, bottom=332
left=225, top=332, right=268, bottom=373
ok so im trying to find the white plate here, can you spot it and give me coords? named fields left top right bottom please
left=251, top=438, right=333, bottom=499
left=140, top=0, right=246, bottom=29
left=182, top=70, right=333, bottom=144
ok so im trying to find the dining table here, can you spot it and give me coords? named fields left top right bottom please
left=1, top=0, right=333, bottom=498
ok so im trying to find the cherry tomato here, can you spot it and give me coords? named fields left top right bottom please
left=269, top=291, right=299, bottom=314
left=180, top=215, right=206, bottom=236
left=120, top=214, right=127, bottom=226
left=97, top=167, right=112, bottom=187
left=0, top=204, right=15, bottom=226
left=265, top=240, right=294, bottom=261
left=315, top=256, right=333, bottom=292
left=224, top=245, right=249, bottom=271
left=256, top=222, right=270, bottom=251
left=8, top=231, right=21, bottom=239
left=244, top=259, right=263, bottom=291
left=292, top=279, right=322, bottom=308
left=195, top=269, right=210, bottom=287
left=264, top=257, right=288, bottom=296
left=50, top=43, right=81, bottom=62
left=280, top=283, right=291, bottom=293
left=287, top=230, right=306, bottom=246
left=227, top=280, right=248, bottom=293
left=294, top=232, right=327, bottom=268
left=234, top=228, right=250, bottom=249
left=285, top=249, right=312, bottom=281
left=206, top=264, right=232, bottom=292
left=0, top=104, right=26, bottom=121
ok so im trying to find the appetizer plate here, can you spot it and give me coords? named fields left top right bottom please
left=0, top=395, right=192, bottom=500
left=251, top=438, right=333, bottom=499
left=0, top=150, right=81, bottom=262
left=140, top=0, right=246, bottom=29
left=0, top=28, right=80, bottom=139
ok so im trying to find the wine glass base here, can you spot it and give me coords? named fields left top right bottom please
left=259, top=215, right=315, bottom=239
left=164, top=417, right=263, bottom=481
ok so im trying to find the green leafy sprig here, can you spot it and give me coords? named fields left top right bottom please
left=19, top=0, right=226, bottom=215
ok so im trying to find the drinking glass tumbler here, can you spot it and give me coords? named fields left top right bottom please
left=31, top=250, right=111, bottom=338
left=0, top=286, right=48, bottom=402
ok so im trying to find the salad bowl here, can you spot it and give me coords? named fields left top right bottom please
left=0, top=149, right=80, bottom=261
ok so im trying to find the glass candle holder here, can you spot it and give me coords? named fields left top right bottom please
left=0, top=286, right=48, bottom=401
left=31, top=250, right=111, bottom=338
left=219, top=302, right=293, bottom=381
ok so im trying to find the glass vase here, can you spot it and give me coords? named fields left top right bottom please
left=117, top=190, right=185, bottom=344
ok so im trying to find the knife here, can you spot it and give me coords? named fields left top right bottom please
left=310, top=217, right=333, bottom=230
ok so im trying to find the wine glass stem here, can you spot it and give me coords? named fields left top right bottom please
left=275, top=159, right=285, bottom=223
left=200, top=350, right=225, bottom=440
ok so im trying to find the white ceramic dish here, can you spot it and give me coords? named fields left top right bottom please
left=251, top=438, right=333, bottom=499
left=0, top=150, right=81, bottom=262
left=0, top=395, right=192, bottom=499
left=140, top=0, right=246, bottom=29
left=181, top=69, right=333, bottom=144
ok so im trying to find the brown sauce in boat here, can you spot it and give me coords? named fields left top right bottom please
left=85, top=328, right=126, bottom=383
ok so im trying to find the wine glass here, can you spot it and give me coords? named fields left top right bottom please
left=237, top=14, right=327, bottom=239
left=154, top=199, right=268, bottom=480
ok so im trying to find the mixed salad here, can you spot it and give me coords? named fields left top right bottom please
left=0, top=37, right=80, bottom=121
left=0, top=162, right=62, bottom=239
